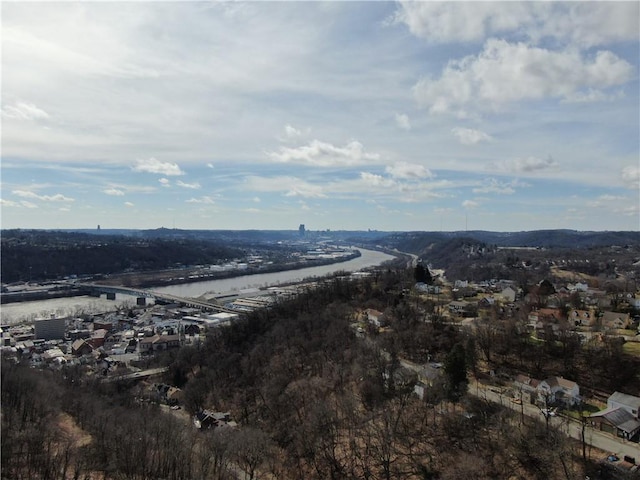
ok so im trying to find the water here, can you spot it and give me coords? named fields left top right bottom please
left=155, top=248, right=395, bottom=297
left=0, top=294, right=151, bottom=326
left=0, top=248, right=395, bottom=325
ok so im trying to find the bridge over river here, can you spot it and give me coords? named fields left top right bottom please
left=76, top=283, right=239, bottom=314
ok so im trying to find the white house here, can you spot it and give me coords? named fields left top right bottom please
left=364, top=309, right=386, bottom=328
left=590, top=391, right=640, bottom=441
left=537, top=376, right=580, bottom=407
left=499, top=287, right=517, bottom=302
left=608, top=391, right=640, bottom=418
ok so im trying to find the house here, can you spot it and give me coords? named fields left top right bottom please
left=151, top=383, right=185, bottom=405
left=415, top=283, right=441, bottom=294
left=590, top=392, right=640, bottom=441
left=448, top=301, right=474, bottom=317
left=183, top=324, right=202, bottom=336
left=513, top=374, right=540, bottom=404
left=528, top=308, right=565, bottom=324
left=88, top=329, right=108, bottom=348
left=71, top=339, right=93, bottom=356
left=568, top=282, right=589, bottom=292
left=193, top=410, right=236, bottom=430
left=477, top=297, right=496, bottom=310
left=42, top=347, right=66, bottom=365
left=601, top=311, right=632, bottom=330
left=628, top=295, right=640, bottom=309
left=608, top=391, right=640, bottom=418
left=568, top=309, right=596, bottom=327
left=139, top=334, right=181, bottom=352
left=413, top=365, right=442, bottom=400
left=537, top=376, right=580, bottom=407
left=499, top=287, right=517, bottom=302
left=364, top=309, right=386, bottom=328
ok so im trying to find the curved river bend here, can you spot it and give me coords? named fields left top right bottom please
left=1, top=248, right=395, bottom=325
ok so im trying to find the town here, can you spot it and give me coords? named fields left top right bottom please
left=2, top=230, right=640, bottom=479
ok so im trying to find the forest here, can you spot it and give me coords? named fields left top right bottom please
left=1, top=230, right=256, bottom=283
left=3, top=268, right=639, bottom=479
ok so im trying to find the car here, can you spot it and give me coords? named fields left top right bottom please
left=541, top=408, right=557, bottom=417
left=170, top=405, right=181, bottom=410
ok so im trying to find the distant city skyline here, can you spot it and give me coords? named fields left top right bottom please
left=1, top=2, right=639, bottom=232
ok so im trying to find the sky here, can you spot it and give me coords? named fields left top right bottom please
left=1, top=1, right=639, bottom=232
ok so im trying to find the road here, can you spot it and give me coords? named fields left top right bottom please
left=469, top=380, right=640, bottom=460
left=105, top=366, right=169, bottom=382
left=395, top=357, right=640, bottom=460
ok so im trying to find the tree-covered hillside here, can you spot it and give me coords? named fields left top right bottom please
left=1, top=230, right=243, bottom=283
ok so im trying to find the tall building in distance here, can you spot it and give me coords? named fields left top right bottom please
left=34, top=315, right=67, bottom=341
left=298, top=224, right=305, bottom=237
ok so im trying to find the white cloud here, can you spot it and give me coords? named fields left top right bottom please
left=278, top=124, right=310, bottom=142
left=267, top=139, right=380, bottom=167
left=394, top=2, right=639, bottom=48
left=0, top=199, right=20, bottom=207
left=12, top=190, right=74, bottom=202
left=489, top=155, right=559, bottom=174
left=103, top=188, right=125, bottom=196
left=395, top=113, right=411, bottom=131
left=186, top=196, right=215, bottom=204
left=622, top=166, right=640, bottom=189
left=245, top=175, right=326, bottom=199
left=124, top=201, right=134, bottom=207
left=597, top=194, right=625, bottom=202
left=176, top=180, right=201, bottom=189
left=284, top=184, right=326, bottom=198
left=452, top=127, right=492, bottom=145
left=1, top=101, right=50, bottom=120
left=462, top=200, right=479, bottom=209
left=473, top=178, right=528, bottom=195
left=159, top=178, right=171, bottom=187
left=614, top=205, right=640, bottom=217
left=535, top=2, right=640, bottom=49
left=414, top=39, right=633, bottom=116
left=133, top=158, right=185, bottom=176
left=359, top=172, right=397, bottom=189
left=298, top=200, right=310, bottom=211
left=385, top=161, right=432, bottom=179
left=394, top=2, right=530, bottom=44
left=21, top=201, right=38, bottom=209
left=206, top=163, right=214, bottom=169
left=252, top=197, right=261, bottom=203
left=562, top=89, right=624, bottom=104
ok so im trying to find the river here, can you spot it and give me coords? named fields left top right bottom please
left=0, top=248, right=396, bottom=325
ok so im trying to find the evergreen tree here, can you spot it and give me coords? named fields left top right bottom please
left=414, top=262, right=432, bottom=284
left=443, top=342, right=468, bottom=402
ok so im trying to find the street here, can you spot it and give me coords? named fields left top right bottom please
left=470, top=380, right=640, bottom=460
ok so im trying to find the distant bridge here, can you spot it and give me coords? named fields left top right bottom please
left=76, top=283, right=239, bottom=314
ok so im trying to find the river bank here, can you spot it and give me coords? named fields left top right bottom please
left=0, top=248, right=397, bottom=325
left=0, top=251, right=362, bottom=305
left=98, top=250, right=362, bottom=289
